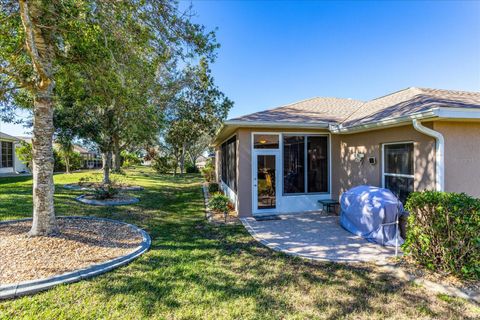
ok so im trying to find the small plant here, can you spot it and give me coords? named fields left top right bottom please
left=201, top=159, right=215, bottom=182
left=403, top=191, right=480, bottom=279
left=93, top=183, right=120, bottom=200
left=208, top=182, right=220, bottom=193
left=208, top=193, right=230, bottom=215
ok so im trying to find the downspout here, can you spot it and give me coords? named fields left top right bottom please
left=412, top=119, right=444, bottom=191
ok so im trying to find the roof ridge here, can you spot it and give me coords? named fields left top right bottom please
left=416, top=87, right=480, bottom=95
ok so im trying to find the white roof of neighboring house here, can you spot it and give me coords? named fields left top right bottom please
left=0, top=132, right=19, bottom=141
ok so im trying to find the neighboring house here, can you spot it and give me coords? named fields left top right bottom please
left=212, top=87, right=480, bottom=217
left=0, top=132, right=29, bottom=175
left=72, top=144, right=102, bottom=169
left=16, top=136, right=102, bottom=170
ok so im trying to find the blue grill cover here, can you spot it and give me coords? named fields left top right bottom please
left=340, top=185, right=406, bottom=246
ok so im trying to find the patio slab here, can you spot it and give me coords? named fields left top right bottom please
left=241, top=212, right=400, bottom=265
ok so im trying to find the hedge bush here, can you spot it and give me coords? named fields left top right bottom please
left=403, top=191, right=480, bottom=279
left=208, top=193, right=230, bottom=214
left=208, top=182, right=220, bottom=194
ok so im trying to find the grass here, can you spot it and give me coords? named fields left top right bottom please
left=0, top=167, right=478, bottom=319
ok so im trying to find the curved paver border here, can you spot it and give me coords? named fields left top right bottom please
left=0, top=216, right=151, bottom=300
left=64, top=184, right=144, bottom=191
left=75, top=195, right=139, bottom=206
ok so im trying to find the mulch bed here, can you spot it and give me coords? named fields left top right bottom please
left=0, top=218, right=143, bottom=285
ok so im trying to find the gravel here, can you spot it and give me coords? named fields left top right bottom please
left=0, top=218, right=143, bottom=285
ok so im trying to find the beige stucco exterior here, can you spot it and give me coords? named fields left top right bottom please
left=433, top=121, right=480, bottom=198
left=331, top=123, right=437, bottom=200
left=214, top=120, right=480, bottom=217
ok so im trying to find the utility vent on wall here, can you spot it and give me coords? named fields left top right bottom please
left=368, top=157, right=376, bottom=165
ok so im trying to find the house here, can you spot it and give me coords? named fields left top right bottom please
left=212, top=87, right=480, bottom=217
left=0, top=132, right=29, bottom=175
left=17, top=136, right=102, bottom=170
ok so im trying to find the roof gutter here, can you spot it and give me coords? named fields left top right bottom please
left=412, top=119, right=444, bottom=191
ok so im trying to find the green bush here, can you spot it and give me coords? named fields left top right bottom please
left=152, top=156, right=175, bottom=174
left=186, top=161, right=199, bottom=173
left=93, top=183, right=120, bottom=200
left=208, top=193, right=230, bottom=214
left=201, top=159, right=215, bottom=182
left=208, top=182, right=220, bottom=193
left=121, top=151, right=142, bottom=168
left=403, top=191, right=480, bottom=279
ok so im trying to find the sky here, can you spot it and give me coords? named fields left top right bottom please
left=1, top=0, right=479, bottom=136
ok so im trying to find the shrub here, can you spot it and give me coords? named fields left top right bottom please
left=186, top=162, right=199, bottom=173
left=121, top=151, right=142, bottom=168
left=208, top=193, right=230, bottom=214
left=93, top=183, right=119, bottom=200
left=152, top=156, right=174, bottom=174
left=201, top=159, right=215, bottom=182
left=403, top=191, right=480, bottom=279
left=208, top=182, right=220, bottom=193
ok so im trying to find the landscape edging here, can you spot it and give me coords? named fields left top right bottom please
left=0, top=216, right=151, bottom=300
left=75, top=195, right=140, bottom=206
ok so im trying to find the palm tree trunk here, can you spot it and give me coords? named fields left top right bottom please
left=20, top=0, right=58, bottom=236
left=29, top=93, right=58, bottom=236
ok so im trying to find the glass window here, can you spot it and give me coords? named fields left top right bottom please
left=1, top=142, right=13, bottom=168
left=283, top=136, right=305, bottom=193
left=384, top=143, right=413, bottom=175
left=254, top=134, right=279, bottom=149
left=384, top=176, right=414, bottom=204
left=307, top=136, right=328, bottom=193
left=383, top=143, right=414, bottom=203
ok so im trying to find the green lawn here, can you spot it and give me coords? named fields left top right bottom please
left=0, top=168, right=478, bottom=319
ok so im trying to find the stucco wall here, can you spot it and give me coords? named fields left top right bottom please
left=331, top=124, right=437, bottom=200
left=216, top=124, right=437, bottom=217
left=433, top=121, right=480, bottom=198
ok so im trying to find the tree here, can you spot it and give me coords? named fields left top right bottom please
left=163, top=59, right=233, bottom=174
left=15, top=140, right=33, bottom=169
left=1, top=0, right=220, bottom=235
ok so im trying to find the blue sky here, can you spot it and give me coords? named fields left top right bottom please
left=1, top=0, right=479, bottom=135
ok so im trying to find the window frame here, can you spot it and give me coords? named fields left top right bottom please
left=381, top=141, right=415, bottom=187
left=282, top=133, right=330, bottom=196
left=0, top=141, right=14, bottom=168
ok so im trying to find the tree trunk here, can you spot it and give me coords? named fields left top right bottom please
left=112, top=137, right=121, bottom=172
left=64, top=154, right=71, bottom=174
left=180, top=143, right=186, bottom=174
left=29, top=94, right=58, bottom=236
left=102, top=151, right=112, bottom=184
left=20, top=0, right=58, bottom=236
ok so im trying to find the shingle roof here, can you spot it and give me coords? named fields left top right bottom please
left=0, top=132, right=19, bottom=141
left=341, top=87, right=480, bottom=128
left=227, top=87, right=480, bottom=129
left=229, top=97, right=364, bottom=124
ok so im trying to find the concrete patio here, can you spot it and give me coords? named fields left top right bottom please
left=241, top=212, right=400, bottom=265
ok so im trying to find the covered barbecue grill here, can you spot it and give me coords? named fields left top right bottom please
left=340, top=185, right=408, bottom=247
